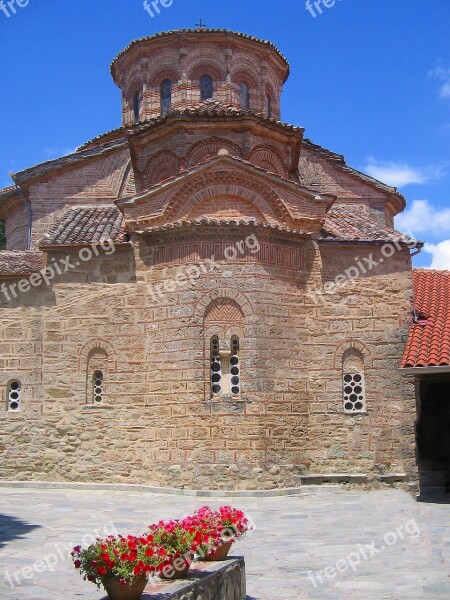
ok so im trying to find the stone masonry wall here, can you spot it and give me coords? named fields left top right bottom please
left=0, top=228, right=417, bottom=490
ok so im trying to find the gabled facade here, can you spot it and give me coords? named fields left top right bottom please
left=0, top=29, right=422, bottom=491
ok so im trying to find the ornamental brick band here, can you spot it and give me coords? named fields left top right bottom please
left=100, top=558, right=246, bottom=600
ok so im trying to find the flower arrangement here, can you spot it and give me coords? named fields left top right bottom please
left=72, top=506, right=250, bottom=598
left=147, top=518, right=199, bottom=579
left=71, top=534, right=162, bottom=588
left=192, top=505, right=250, bottom=558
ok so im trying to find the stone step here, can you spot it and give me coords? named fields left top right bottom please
left=100, top=558, right=246, bottom=600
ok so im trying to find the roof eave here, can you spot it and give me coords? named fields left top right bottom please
left=119, top=154, right=334, bottom=208
left=111, top=29, right=290, bottom=82
left=13, top=140, right=127, bottom=186
left=39, top=242, right=131, bottom=250
left=319, top=239, right=422, bottom=247
left=400, top=365, right=450, bottom=375
left=127, top=109, right=304, bottom=139
left=0, top=186, right=19, bottom=200
left=302, top=138, right=406, bottom=209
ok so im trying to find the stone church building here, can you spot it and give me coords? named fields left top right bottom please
left=0, top=28, right=446, bottom=493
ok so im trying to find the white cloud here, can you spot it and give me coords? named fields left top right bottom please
left=395, top=199, right=450, bottom=236
left=429, top=66, right=450, bottom=99
left=364, top=158, right=425, bottom=187
left=363, top=157, right=446, bottom=188
left=423, top=240, right=450, bottom=270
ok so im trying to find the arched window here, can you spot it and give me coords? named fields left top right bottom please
left=210, top=336, right=222, bottom=397
left=160, top=79, right=172, bottom=116
left=267, top=94, right=272, bottom=118
left=342, top=349, right=366, bottom=413
left=133, top=91, right=140, bottom=124
left=239, top=83, right=250, bottom=110
left=92, top=371, right=104, bottom=404
left=209, top=336, right=241, bottom=398
left=7, top=380, right=21, bottom=412
left=200, top=75, right=213, bottom=101
left=84, top=345, right=110, bottom=404
left=230, top=336, right=240, bottom=396
left=204, top=298, right=245, bottom=400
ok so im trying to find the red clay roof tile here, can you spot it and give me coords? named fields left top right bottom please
left=39, top=207, right=129, bottom=247
left=401, top=269, right=450, bottom=368
left=320, top=206, right=418, bottom=246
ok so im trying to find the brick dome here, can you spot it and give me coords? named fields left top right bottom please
left=111, top=29, right=290, bottom=125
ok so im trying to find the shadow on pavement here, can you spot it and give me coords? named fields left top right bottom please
left=0, top=513, right=40, bottom=549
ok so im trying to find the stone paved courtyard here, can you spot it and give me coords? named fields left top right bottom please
left=0, top=485, right=449, bottom=600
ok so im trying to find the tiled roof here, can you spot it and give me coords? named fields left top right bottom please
left=111, top=29, right=290, bottom=79
left=127, top=100, right=303, bottom=136
left=135, top=217, right=316, bottom=237
left=0, top=184, right=16, bottom=196
left=39, top=204, right=416, bottom=248
left=302, top=139, right=405, bottom=205
left=13, top=140, right=127, bottom=185
left=76, top=127, right=126, bottom=152
left=401, top=269, right=450, bottom=368
left=39, top=207, right=129, bottom=247
left=320, top=206, right=418, bottom=246
left=0, top=251, right=43, bottom=276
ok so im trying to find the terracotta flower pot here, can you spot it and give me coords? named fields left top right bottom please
left=102, top=575, right=148, bottom=600
left=204, top=540, right=233, bottom=561
left=159, top=558, right=191, bottom=580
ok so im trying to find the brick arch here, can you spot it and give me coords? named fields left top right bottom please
left=144, top=151, right=180, bottom=187
left=195, top=289, right=253, bottom=321
left=163, top=170, right=292, bottom=225
left=188, top=59, right=226, bottom=82
left=124, top=70, right=144, bottom=99
left=248, top=146, right=287, bottom=178
left=230, top=67, right=259, bottom=89
left=333, top=340, right=373, bottom=369
left=78, top=339, right=117, bottom=372
left=204, top=298, right=245, bottom=327
left=187, top=138, right=242, bottom=168
left=342, top=348, right=365, bottom=372
left=148, top=65, right=181, bottom=88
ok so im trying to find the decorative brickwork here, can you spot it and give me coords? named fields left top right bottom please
left=144, top=151, right=180, bottom=187
left=0, top=28, right=418, bottom=492
left=111, top=30, right=288, bottom=124
left=248, top=146, right=287, bottom=178
left=187, top=138, right=242, bottom=168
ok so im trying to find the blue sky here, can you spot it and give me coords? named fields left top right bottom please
left=0, top=0, right=449, bottom=267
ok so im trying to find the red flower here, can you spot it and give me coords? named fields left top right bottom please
left=96, top=566, right=107, bottom=576
left=74, top=560, right=81, bottom=569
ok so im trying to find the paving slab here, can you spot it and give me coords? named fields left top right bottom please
left=0, top=486, right=449, bottom=599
